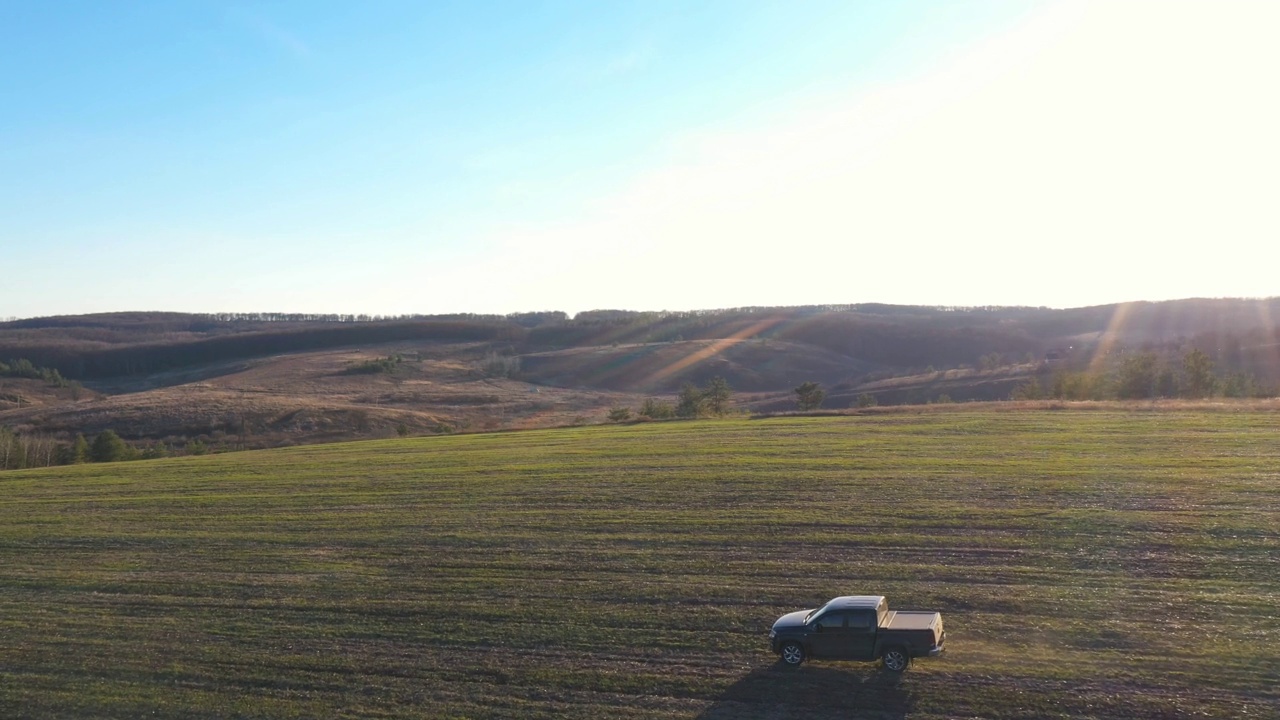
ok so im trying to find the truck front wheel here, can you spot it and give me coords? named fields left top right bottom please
left=881, top=647, right=909, bottom=673
left=780, top=641, right=805, bottom=666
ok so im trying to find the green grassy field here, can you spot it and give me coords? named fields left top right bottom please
left=2, top=408, right=1278, bottom=719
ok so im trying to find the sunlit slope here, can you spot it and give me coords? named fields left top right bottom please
left=2, top=410, right=1278, bottom=719
left=518, top=338, right=874, bottom=392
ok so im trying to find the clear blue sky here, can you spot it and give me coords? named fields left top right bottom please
left=3, top=1, right=1277, bottom=319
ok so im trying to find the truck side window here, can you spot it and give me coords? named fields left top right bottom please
left=847, top=611, right=873, bottom=630
left=815, top=612, right=846, bottom=631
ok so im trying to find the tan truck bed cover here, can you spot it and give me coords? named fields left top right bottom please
left=882, top=610, right=941, bottom=631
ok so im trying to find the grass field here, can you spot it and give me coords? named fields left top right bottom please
left=2, top=407, right=1278, bottom=718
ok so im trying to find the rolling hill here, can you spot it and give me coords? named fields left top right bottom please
left=2, top=298, right=1279, bottom=458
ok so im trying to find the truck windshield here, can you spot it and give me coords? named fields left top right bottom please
left=805, top=600, right=838, bottom=623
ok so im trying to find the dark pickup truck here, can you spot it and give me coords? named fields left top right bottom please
left=769, top=595, right=945, bottom=672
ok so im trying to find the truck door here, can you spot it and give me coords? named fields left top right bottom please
left=808, top=611, right=849, bottom=658
left=845, top=609, right=877, bottom=660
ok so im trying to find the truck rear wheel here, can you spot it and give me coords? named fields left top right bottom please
left=881, top=647, right=909, bottom=673
left=780, top=641, right=805, bottom=666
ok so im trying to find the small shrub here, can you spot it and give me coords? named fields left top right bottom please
left=70, top=434, right=89, bottom=464
left=638, top=398, right=675, bottom=420
left=1220, top=372, right=1261, bottom=398
left=794, top=381, right=825, bottom=411
left=344, top=355, right=403, bottom=375
left=1114, top=352, right=1160, bottom=399
left=1011, top=380, right=1044, bottom=400
left=1051, top=371, right=1102, bottom=400
left=702, top=376, right=733, bottom=416
left=675, top=383, right=705, bottom=418
left=90, top=430, right=129, bottom=463
left=480, top=351, right=520, bottom=378
left=674, top=377, right=733, bottom=418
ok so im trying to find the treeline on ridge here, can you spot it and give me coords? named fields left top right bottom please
left=0, top=319, right=524, bottom=380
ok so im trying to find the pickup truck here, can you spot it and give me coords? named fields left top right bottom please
left=769, top=595, right=945, bottom=672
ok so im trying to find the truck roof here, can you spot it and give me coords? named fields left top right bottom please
left=822, top=595, right=886, bottom=610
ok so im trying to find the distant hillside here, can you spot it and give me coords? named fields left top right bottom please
left=3, top=298, right=1278, bottom=465
left=6, top=299, right=1279, bottom=384
left=0, top=341, right=629, bottom=457
left=529, top=299, right=1280, bottom=388
left=0, top=314, right=524, bottom=379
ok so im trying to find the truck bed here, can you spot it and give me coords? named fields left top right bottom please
left=881, top=610, right=941, bottom=631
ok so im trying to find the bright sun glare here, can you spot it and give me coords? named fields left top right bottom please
left=431, top=0, right=1280, bottom=316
